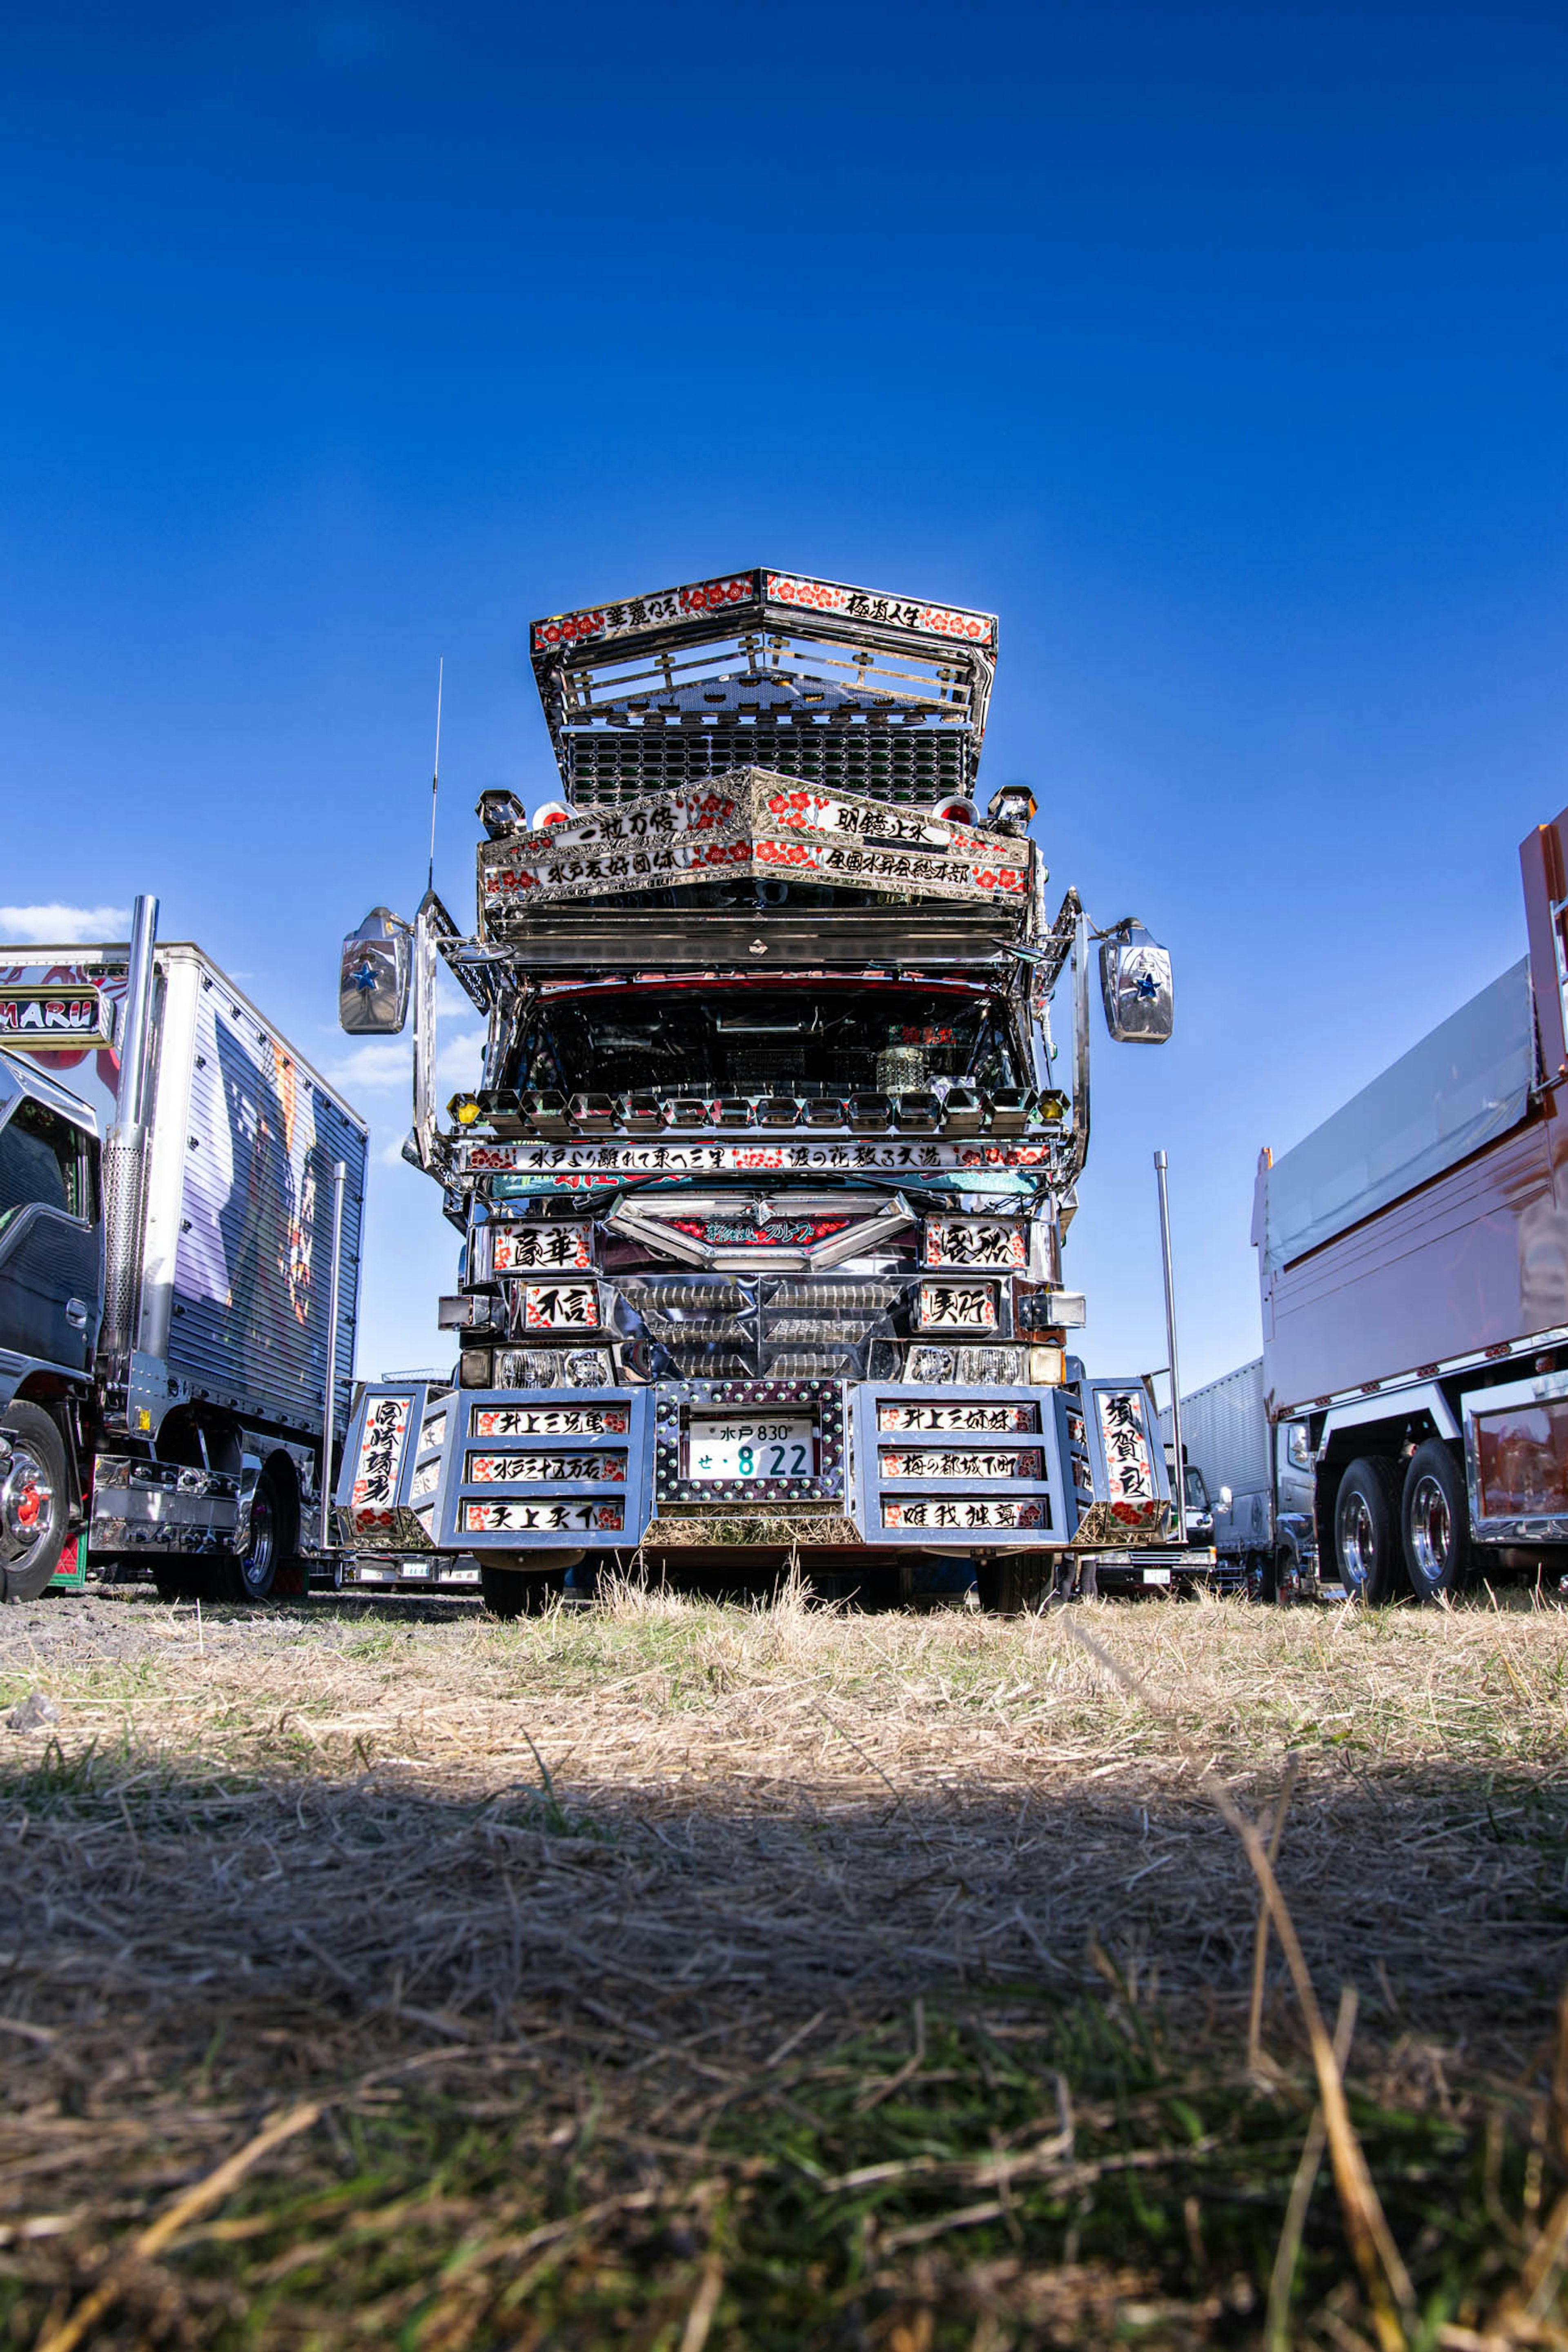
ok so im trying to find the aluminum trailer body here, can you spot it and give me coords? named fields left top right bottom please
left=1257, top=800, right=1568, bottom=1601
left=0, top=914, right=367, bottom=1600
left=1161, top=1358, right=1317, bottom=1598
left=334, top=566, right=1206, bottom=1609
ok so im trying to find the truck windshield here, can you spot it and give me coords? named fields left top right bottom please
left=0, top=1099, right=92, bottom=1231
left=511, top=985, right=1022, bottom=1100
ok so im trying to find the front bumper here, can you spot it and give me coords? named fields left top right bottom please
left=337, top=1377, right=1074, bottom=1555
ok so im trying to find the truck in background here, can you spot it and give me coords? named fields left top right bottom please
left=0, top=899, right=367, bottom=1603
left=330, top=565, right=1214, bottom=1610
left=1161, top=1358, right=1318, bottom=1600
left=1257, top=799, right=1568, bottom=1604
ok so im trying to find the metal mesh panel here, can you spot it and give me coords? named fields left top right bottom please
left=99, top=1129, right=147, bottom=1363
left=565, top=724, right=968, bottom=808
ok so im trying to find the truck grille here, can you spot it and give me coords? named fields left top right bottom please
left=565, top=724, right=968, bottom=808
left=615, top=1274, right=901, bottom=1380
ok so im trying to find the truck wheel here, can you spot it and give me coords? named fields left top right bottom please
left=212, top=1467, right=286, bottom=1603
left=0, top=1403, right=71, bottom=1603
left=1333, top=1457, right=1404, bottom=1605
left=480, top=1564, right=565, bottom=1618
left=1401, top=1441, right=1471, bottom=1602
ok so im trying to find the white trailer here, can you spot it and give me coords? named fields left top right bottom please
left=0, top=901, right=368, bottom=1600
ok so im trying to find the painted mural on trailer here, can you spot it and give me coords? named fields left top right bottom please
left=183, top=1004, right=355, bottom=1428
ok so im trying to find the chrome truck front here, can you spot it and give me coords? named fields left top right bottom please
left=335, top=1376, right=1075, bottom=1560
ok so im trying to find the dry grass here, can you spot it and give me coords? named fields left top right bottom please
left=1, top=1582, right=1566, bottom=2348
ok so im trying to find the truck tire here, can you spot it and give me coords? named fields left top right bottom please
left=1333, top=1457, right=1404, bottom=1605
left=1401, top=1440, right=1471, bottom=1602
left=0, top=1403, right=71, bottom=1603
left=212, top=1465, right=288, bottom=1604
left=480, top=1564, right=565, bottom=1618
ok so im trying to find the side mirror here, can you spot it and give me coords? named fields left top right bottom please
left=1099, top=921, right=1174, bottom=1043
left=1218, top=1484, right=1233, bottom=1510
left=339, top=907, right=411, bottom=1036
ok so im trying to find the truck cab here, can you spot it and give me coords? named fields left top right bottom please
left=0, top=1049, right=102, bottom=1599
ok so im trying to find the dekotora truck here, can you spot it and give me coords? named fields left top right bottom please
left=0, top=900, right=366, bottom=1602
left=333, top=568, right=1208, bottom=1609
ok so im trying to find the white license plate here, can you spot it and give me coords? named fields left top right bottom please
left=468, top=1451, right=625, bottom=1483
left=1142, top=1566, right=1172, bottom=1586
left=688, top=1417, right=813, bottom=1481
left=917, top=1281, right=999, bottom=1330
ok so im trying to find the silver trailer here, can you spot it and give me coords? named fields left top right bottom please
left=1161, top=1359, right=1317, bottom=1599
left=0, top=903, right=367, bottom=1600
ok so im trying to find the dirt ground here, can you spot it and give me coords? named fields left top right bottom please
left=2, top=1582, right=1566, bottom=2349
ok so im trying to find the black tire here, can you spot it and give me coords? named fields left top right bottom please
left=1401, top=1440, right=1471, bottom=1602
left=1333, top=1457, right=1404, bottom=1605
left=0, top=1403, right=72, bottom=1603
left=212, top=1466, right=288, bottom=1604
left=480, top=1564, right=565, bottom=1618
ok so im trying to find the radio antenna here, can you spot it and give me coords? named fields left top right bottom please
left=426, top=656, right=444, bottom=895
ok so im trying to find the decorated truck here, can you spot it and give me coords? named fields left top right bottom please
left=0, top=899, right=366, bottom=1603
left=334, top=567, right=1209, bottom=1610
left=1257, top=798, right=1568, bottom=1603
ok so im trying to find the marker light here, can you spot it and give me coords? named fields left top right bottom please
left=448, top=1092, right=484, bottom=1128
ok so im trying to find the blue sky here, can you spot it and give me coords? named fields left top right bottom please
left=2, top=1, right=1564, bottom=1392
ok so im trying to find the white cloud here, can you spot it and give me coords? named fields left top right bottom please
left=0, top=903, right=132, bottom=944
left=437, top=1027, right=486, bottom=1085
left=325, top=1039, right=410, bottom=1089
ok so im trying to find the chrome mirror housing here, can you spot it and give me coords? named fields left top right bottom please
left=1099, top=920, right=1174, bottom=1043
left=339, top=907, right=411, bottom=1036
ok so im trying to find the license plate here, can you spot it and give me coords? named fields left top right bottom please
left=472, top=1405, right=629, bottom=1437
left=492, top=1225, right=593, bottom=1272
left=878, top=1402, right=1038, bottom=1434
left=916, top=1281, right=999, bottom=1331
left=519, top=1282, right=599, bottom=1332
left=882, top=1497, right=1045, bottom=1530
left=1142, top=1566, right=1171, bottom=1585
left=462, top=1499, right=623, bottom=1533
left=468, top=1451, right=626, bottom=1483
left=880, top=1448, right=1043, bottom=1481
left=688, top=1417, right=813, bottom=1482
left=922, top=1218, right=1027, bottom=1270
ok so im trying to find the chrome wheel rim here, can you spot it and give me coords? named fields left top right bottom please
left=1, top=1446, right=54, bottom=1564
left=1340, top=1493, right=1375, bottom=1588
left=1408, top=1473, right=1452, bottom=1584
left=241, top=1487, right=276, bottom=1594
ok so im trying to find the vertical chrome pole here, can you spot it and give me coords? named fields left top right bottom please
left=319, top=1160, right=347, bottom=1552
left=1154, top=1150, right=1185, bottom=1539
left=101, top=894, right=160, bottom=1376
left=117, top=895, right=159, bottom=1128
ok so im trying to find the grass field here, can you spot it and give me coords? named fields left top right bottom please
left=2, top=1582, right=1566, bottom=2349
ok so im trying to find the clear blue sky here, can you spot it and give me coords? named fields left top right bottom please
left=3, top=1, right=1564, bottom=1391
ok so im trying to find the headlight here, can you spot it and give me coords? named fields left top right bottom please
left=908, top=1345, right=958, bottom=1383
left=561, top=1349, right=611, bottom=1388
